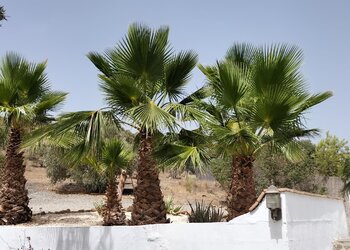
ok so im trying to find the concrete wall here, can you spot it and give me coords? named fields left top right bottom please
left=0, top=191, right=347, bottom=250
left=283, top=192, right=348, bottom=250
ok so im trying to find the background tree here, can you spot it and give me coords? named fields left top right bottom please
left=200, top=43, right=332, bottom=220
left=0, top=53, right=66, bottom=225
left=314, top=132, right=350, bottom=177
left=88, top=139, right=131, bottom=226
left=254, top=140, right=321, bottom=193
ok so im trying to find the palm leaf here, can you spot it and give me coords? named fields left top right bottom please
left=164, top=51, right=198, bottom=101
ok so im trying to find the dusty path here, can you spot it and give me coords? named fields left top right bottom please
left=25, top=166, right=133, bottom=214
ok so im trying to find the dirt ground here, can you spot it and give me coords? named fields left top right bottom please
left=22, top=165, right=227, bottom=226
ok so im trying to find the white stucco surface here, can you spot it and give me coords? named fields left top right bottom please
left=0, top=190, right=347, bottom=250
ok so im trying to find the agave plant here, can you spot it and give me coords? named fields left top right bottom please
left=188, top=200, right=225, bottom=223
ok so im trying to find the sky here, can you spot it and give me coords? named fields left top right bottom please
left=0, top=0, right=349, bottom=142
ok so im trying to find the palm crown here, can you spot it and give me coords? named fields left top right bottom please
left=199, top=43, right=332, bottom=220
left=0, top=53, right=66, bottom=128
left=88, top=23, right=198, bottom=135
left=201, top=44, right=332, bottom=160
left=0, top=53, right=66, bottom=225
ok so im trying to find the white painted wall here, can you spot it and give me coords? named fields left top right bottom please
left=283, top=192, right=348, bottom=250
left=0, top=191, right=347, bottom=250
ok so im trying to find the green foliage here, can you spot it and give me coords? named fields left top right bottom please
left=254, top=140, right=320, bottom=194
left=43, top=146, right=108, bottom=192
left=210, top=156, right=231, bottom=190
left=44, top=147, right=70, bottom=184
left=0, top=53, right=67, bottom=128
left=41, top=128, right=134, bottom=193
left=164, top=197, right=183, bottom=215
left=69, top=164, right=108, bottom=193
left=200, top=43, right=332, bottom=162
left=188, top=200, right=224, bottom=223
left=314, top=132, right=350, bottom=176
left=209, top=140, right=325, bottom=194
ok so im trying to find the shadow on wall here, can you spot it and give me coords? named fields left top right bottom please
left=269, top=217, right=282, bottom=240
left=56, top=227, right=90, bottom=250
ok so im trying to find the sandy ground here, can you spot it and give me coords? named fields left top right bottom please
left=22, top=165, right=226, bottom=226
left=25, top=166, right=133, bottom=214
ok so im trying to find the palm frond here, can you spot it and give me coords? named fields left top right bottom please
left=225, top=43, right=256, bottom=66
left=127, top=100, right=177, bottom=134
left=116, top=23, right=171, bottom=84
left=164, top=50, right=198, bottom=101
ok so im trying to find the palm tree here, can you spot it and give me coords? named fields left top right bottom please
left=89, top=23, right=202, bottom=225
left=200, top=44, right=332, bottom=220
left=84, top=139, right=131, bottom=225
left=0, top=53, right=66, bottom=225
left=28, top=24, right=203, bottom=225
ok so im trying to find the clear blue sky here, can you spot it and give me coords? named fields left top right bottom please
left=1, top=0, right=349, bottom=142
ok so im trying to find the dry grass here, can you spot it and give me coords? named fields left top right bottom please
left=160, top=172, right=227, bottom=208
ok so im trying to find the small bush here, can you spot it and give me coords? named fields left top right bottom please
left=69, top=164, right=108, bottom=193
left=164, top=197, right=183, bottom=215
left=188, top=200, right=224, bottom=223
left=43, top=147, right=107, bottom=193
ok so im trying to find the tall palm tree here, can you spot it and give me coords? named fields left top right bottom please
left=28, top=24, right=204, bottom=225
left=90, top=23, right=203, bottom=225
left=0, top=53, right=66, bottom=225
left=200, top=44, right=332, bottom=220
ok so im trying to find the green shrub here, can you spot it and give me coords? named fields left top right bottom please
left=44, top=148, right=69, bottom=183
left=43, top=147, right=107, bottom=193
left=69, top=164, right=108, bottom=193
left=210, top=156, right=231, bottom=191
left=188, top=200, right=224, bottom=223
left=164, top=197, right=183, bottom=215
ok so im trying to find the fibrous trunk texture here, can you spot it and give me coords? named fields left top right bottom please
left=102, top=177, right=126, bottom=226
left=0, top=127, right=32, bottom=225
left=131, top=133, right=168, bottom=225
left=227, top=156, right=256, bottom=221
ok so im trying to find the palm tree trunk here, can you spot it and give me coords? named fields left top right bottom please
left=0, top=127, right=31, bottom=225
left=117, top=170, right=127, bottom=201
left=102, top=177, right=126, bottom=226
left=227, top=155, right=256, bottom=221
left=131, top=132, right=168, bottom=225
